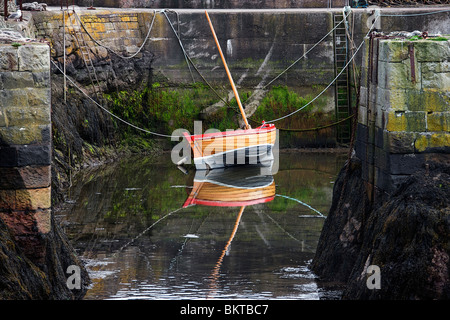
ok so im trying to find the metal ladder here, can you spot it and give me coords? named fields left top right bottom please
left=333, top=12, right=351, bottom=144
left=66, top=10, right=103, bottom=102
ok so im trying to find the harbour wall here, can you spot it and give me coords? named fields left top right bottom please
left=0, top=6, right=450, bottom=298
left=311, top=36, right=449, bottom=299
left=356, top=35, right=450, bottom=200
left=0, top=42, right=52, bottom=263
left=30, top=7, right=450, bottom=148
left=0, top=41, right=89, bottom=299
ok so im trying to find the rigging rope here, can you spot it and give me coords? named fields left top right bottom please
left=264, top=13, right=380, bottom=124
left=261, top=10, right=350, bottom=90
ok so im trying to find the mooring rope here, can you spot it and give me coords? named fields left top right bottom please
left=71, top=8, right=157, bottom=60
left=275, top=194, right=325, bottom=218
left=51, top=59, right=182, bottom=138
left=261, top=10, right=350, bottom=91
left=264, top=13, right=380, bottom=124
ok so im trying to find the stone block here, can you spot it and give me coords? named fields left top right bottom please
left=374, top=167, right=396, bottom=194
left=15, top=187, right=51, bottom=211
left=0, top=166, right=51, bottom=189
left=386, top=111, right=406, bottom=132
left=379, top=60, right=421, bottom=91
left=374, top=127, right=384, bottom=149
left=386, top=111, right=426, bottom=132
left=378, top=40, right=410, bottom=63
left=0, top=48, right=19, bottom=71
left=0, top=88, right=28, bottom=108
left=405, top=111, right=427, bottom=132
left=427, top=112, right=450, bottom=132
left=17, top=145, right=51, bottom=166
left=375, top=105, right=383, bottom=129
left=32, top=71, right=51, bottom=88
left=422, top=69, right=450, bottom=91
left=385, top=131, right=416, bottom=154
left=0, top=208, right=51, bottom=242
left=4, top=105, right=51, bottom=127
left=374, top=146, right=389, bottom=172
left=391, top=89, right=450, bottom=112
left=0, top=187, right=50, bottom=211
left=34, top=208, right=51, bottom=234
left=421, top=61, right=450, bottom=74
left=359, top=86, right=368, bottom=107
left=355, top=139, right=367, bottom=161
left=0, top=124, right=50, bottom=146
left=0, top=71, right=35, bottom=89
left=423, top=89, right=450, bottom=112
left=356, top=123, right=368, bottom=143
left=414, top=40, right=450, bottom=62
left=0, top=189, right=15, bottom=211
left=17, top=44, right=50, bottom=72
left=415, top=132, right=450, bottom=153
left=26, top=88, right=51, bottom=108
left=358, top=105, right=367, bottom=125
left=383, top=89, right=408, bottom=112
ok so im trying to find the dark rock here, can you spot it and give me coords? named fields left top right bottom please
left=311, top=157, right=372, bottom=283
left=312, top=156, right=450, bottom=299
left=0, top=214, right=89, bottom=299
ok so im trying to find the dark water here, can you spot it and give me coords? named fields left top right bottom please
left=57, top=150, right=347, bottom=300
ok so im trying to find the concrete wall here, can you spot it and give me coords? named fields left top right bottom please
left=0, top=42, right=52, bottom=263
left=355, top=35, right=450, bottom=199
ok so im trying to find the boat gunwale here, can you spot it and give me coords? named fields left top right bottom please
left=182, top=124, right=276, bottom=143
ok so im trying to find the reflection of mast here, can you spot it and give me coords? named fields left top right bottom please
left=208, top=206, right=245, bottom=298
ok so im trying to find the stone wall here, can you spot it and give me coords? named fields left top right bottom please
left=0, top=42, right=52, bottom=263
left=355, top=35, right=450, bottom=199
left=44, top=0, right=348, bottom=9
left=31, top=8, right=336, bottom=104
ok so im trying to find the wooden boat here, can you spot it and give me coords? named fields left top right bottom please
left=183, top=11, right=277, bottom=170
left=183, top=165, right=275, bottom=208
left=182, top=122, right=276, bottom=170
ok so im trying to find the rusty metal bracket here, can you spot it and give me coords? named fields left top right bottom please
left=409, top=43, right=416, bottom=83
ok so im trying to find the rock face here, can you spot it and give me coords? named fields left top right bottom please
left=0, top=215, right=89, bottom=299
left=311, top=157, right=450, bottom=299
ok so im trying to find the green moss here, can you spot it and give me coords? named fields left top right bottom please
left=104, top=82, right=222, bottom=147
left=251, top=85, right=313, bottom=123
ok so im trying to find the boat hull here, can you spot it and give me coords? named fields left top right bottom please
left=183, top=123, right=276, bottom=170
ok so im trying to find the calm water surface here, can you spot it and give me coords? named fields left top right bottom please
left=57, top=150, right=346, bottom=300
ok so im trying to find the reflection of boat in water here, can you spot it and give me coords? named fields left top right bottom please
left=183, top=165, right=275, bottom=208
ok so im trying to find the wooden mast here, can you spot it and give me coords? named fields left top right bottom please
left=205, top=10, right=251, bottom=130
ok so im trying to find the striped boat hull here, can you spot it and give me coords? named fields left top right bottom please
left=183, top=123, right=276, bottom=170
